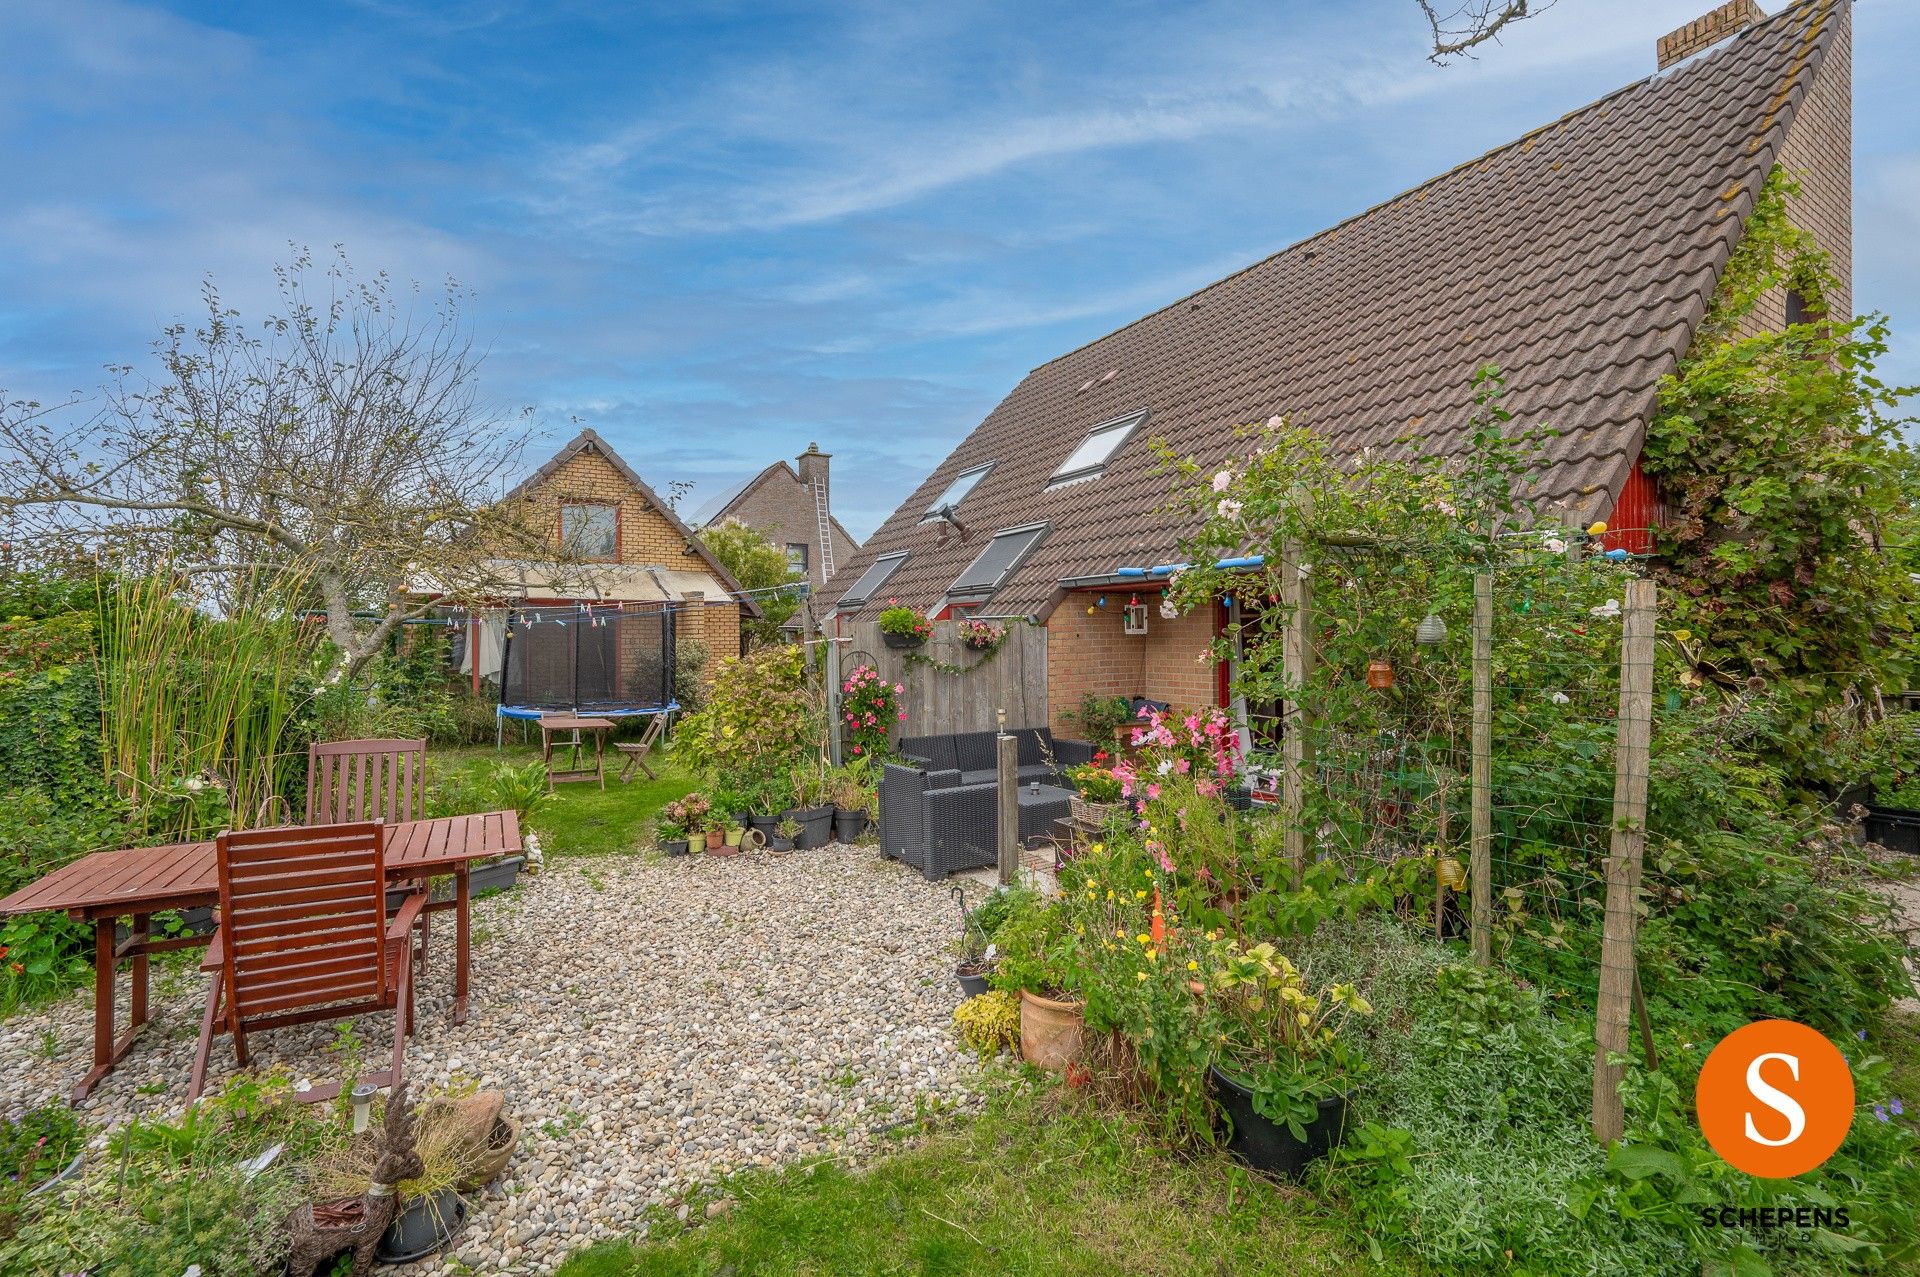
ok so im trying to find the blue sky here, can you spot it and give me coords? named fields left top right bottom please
left=1, top=0, right=1914, bottom=539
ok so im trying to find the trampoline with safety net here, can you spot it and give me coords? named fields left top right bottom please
left=496, top=604, right=678, bottom=742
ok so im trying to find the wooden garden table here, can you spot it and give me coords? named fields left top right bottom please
left=538, top=714, right=617, bottom=790
left=0, top=811, right=521, bottom=1102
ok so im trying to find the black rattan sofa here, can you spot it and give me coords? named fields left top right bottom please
left=878, top=728, right=1097, bottom=880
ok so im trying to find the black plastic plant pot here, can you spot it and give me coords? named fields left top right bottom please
left=661, top=838, right=690, bottom=858
left=749, top=813, right=782, bottom=839
left=783, top=804, right=835, bottom=849
left=1208, top=1066, right=1348, bottom=1182
left=882, top=631, right=924, bottom=650
left=956, top=966, right=991, bottom=999
left=1863, top=807, right=1920, bottom=856
left=469, top=855, right=525, bottom=895
left=833, top=808, right=870, bottom=842
left=377, top=1188, right=467, bottom=1263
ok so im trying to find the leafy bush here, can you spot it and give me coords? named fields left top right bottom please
left=953, top=991, right=1021, bottom=1055
left=987, top=899, right=1078, bottom=1000
left=676, top=646, right=820, bottom=791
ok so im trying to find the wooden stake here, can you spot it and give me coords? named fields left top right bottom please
left=997, top=708, right=1019, bottom=887
left=1470, top=573, right=1493, bottom=967
left=1592, top=577, right=1657, bottom=1145
left=1281, top=538, right=1314, bottom=890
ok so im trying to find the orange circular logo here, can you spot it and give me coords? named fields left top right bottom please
left=1696, top=1020, right=1854, bottom=1178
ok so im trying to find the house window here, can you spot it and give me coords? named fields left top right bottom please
left=948, top=523, right=1048, bottom=600
left=786, top=542, right=809, bottom=576
left=1047, top=410, right=1148, bottom=488
left=560, top=503, right=618, bottom=560
left=1786, top=288, right=1817, bottom=327
left=921, top=462, right=994, bottom=521
left=838, top=551, right=909, bottom=607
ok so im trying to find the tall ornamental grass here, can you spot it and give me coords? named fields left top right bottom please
left=95, top=569, right=316, bottom=839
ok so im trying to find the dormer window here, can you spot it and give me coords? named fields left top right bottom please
left=1047, top=410, right=1148, bottom=489
left=921, top=462, right=994, bottom=521
left=949, top=523, right=1048, bottom=601
left=838, top=551, right=909, bottom=608
left=560, top=503, right=618, bottom=561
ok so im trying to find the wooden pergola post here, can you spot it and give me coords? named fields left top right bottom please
left=1281, top=538, right=1314, bottom=890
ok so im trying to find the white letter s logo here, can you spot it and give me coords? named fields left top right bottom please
left=1744, top=1051, right=1807, bottom=1147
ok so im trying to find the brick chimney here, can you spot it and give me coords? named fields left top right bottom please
left=796, top=442, right=830, bottom=500
left=1657, top=0, right=1764, bottom=70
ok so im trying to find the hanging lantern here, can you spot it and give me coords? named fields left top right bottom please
left=1416, top=613, right=1448, bottom=645
left=1366, top=658, right=1395, bottom=690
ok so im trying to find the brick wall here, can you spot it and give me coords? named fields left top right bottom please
left=1656, top=1, right=1763, bottom=70
left=1748, top=0, right=1852, bottom=330
left=720, top=468, right=859, bottom=589
left=509, top=448, right=741, bottom=682
left=1045, top=591, right=1220, bottom=738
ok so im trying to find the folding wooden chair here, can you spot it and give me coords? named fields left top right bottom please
left=188, top=822, right=429, bottom=1104
left=615, top=713, right=670, bottom=783
left=306, top=739, right=426, bottom=825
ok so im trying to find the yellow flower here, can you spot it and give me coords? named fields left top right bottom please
left=1187, top=960, right=1199, bottom=971
left=1147, top=949, right=1159, bottom=962
left=1135, top=890, right=1148, bottom=900
left=1090, top=843, right=1104, bottom=854
left=1136, top=971, right=1149, bottom=981
left=1106, top=890, right=1115, bottom=901
left=1136, top=933, right=1150, bottom=945
left=1114, top=929, right=1125, bottom=939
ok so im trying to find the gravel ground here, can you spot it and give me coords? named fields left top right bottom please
left=0, top=846, right=989, bottom=1273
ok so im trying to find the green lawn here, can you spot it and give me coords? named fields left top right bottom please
left=430, top=738, right=697, bottom=858
left=554, top=1079, right=1416, bottom=1277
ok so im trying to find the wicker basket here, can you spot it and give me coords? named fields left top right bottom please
left=1069, top=796, right=1120, bottom=827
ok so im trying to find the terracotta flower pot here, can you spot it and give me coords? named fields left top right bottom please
left=1019, top=990, right=1085, bottom=1072
left=704, top=828, right=728, bottom=853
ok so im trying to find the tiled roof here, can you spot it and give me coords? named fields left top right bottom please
left=502, top=428, right=761, bottom=616
left=826, top=0, right=1844, bottom=622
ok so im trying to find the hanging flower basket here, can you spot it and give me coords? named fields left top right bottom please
left=882, top=631, right=925, bottom=650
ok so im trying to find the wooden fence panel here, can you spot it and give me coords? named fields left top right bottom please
left=840, top=620, right=1048, bottom=736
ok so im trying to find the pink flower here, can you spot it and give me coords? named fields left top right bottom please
left=1144, top=783, right=1161, bottom=800
left=894, top=683, right=903, bottom=695
left=897, top=710, right=907, bottom=721
left=852, top=744, right=863, bottom=755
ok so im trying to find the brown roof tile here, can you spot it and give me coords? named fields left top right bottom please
left=827, top=0, right=1845, bottom=622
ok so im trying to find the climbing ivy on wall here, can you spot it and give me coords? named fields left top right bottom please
left=1641, top=166, right=1917, bottom=760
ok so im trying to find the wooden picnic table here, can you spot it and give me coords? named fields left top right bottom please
left=0, top=811, right=521, bottom=1102
left=539, top=714, right=617, bottom=790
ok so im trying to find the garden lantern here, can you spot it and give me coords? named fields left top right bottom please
left=351, top=1083, right=377, bottom=1135
left=1366, top=658, right=1395, bottom=689
left=1416, top=613, right=1448, bottom=645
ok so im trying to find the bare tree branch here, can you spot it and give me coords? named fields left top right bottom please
left=0, top=245, right=561, bottom=679
left=1416, top=0, right=1557, bottom=63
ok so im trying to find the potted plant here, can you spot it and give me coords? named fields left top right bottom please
left=988, top=899, right=1082, bottom=1072
left=770, top=816, right=800, bottom=854
left=656, top=805, right=691, bottom=857
left=1203, top=939, right=1372, bottom=1180
left=1069, top=693, right=1137, bottom=755
left=958, top=618, right=1005, bottom=652
left=828, top=764, right=875, bottom=842
left=781, top=763, right=835, bottom=849
left=949, top=886, right=996, bottom=998
left=877, top=602, right=933, bottom=650
left=1065, top=754, right=1125, bottom=827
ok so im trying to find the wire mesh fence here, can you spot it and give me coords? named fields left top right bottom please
left=1242, top=526, right=1659, bottom=1138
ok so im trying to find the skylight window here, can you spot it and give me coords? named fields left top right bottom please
left=949, top=524, right=1048, bottom=599
left=837, top=552, right=909, bottom=608
left=921, top=462, right=994, bottom=521
left=1048, top=410, right=1148, bottom=488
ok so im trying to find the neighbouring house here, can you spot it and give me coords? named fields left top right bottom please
left=691, top=443, right=861, bottom=592
left=823, top=0, right=1852, bottom=740
left=469, top=428, right=756, bottom=693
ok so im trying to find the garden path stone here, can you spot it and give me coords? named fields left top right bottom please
left=0, top=846, right=987, bottom=1274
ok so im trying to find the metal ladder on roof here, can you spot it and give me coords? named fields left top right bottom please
left=811, top=480, right=835, bottom=580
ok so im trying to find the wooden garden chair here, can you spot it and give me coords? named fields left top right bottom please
left=306, top=738, right=426, bottom=825
left=187, top=822, right=429, bottom=1104
left=614, top=713, right=670, bottom=783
